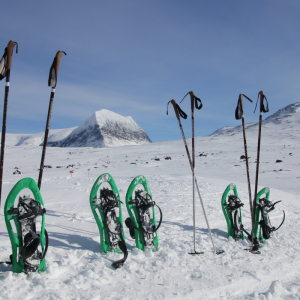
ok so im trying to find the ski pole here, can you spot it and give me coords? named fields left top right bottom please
left=167, top=99, right=223, bottom=254
left=0, top=40, right=18, bottom=208
left=181, top=91, right=203, bottom=254
left=181, top=92, right=223, bottom=255
left=190, top=91, right=197, bottom=254
left=252, top=90, right=269, bottom=251
left=38, top=51, right=66, bottom=190
left=167, top=99, right=201, bottom=254
left=235, top=94, right=254, bottom=245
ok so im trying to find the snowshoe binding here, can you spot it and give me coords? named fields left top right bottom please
left=90, top=173, right=128, bottom=268
left=2, top=178, right=48, bottom=274
left=125, top=175, right=162, bottom=251
left=253, top=187, right=285, bottom=243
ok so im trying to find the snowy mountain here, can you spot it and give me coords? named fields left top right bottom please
left=210, top=102, right=300, bottom=139
left=1, top=109, right=151, bottom=148
left=47, top=109, right=151, bottom=148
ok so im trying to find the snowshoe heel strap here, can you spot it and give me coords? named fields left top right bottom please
left=20, top=231, right=41, bottom=260
left=125, top=217, right=136, bottom=239
left=111, top=240, right=128, bottom=269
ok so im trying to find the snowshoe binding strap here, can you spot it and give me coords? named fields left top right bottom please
left=235, top=94, right=253, bottom=120
left=256, top=197, right=285, bottom=239
left=97, top=188, right=128, bottom=269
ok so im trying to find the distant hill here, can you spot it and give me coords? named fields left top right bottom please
left=210, top=102, right=300, bottom=140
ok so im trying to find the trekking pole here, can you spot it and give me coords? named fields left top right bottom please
left=235, top=94, right=255, bottom=246
left=167, top=98, right=223, bottom=254
left=186, top=92, right=223, bottom=255
left=189, top=91, right=197, bottom=254
left=252, top=90, right=269, bottom=251
left=0, top=40, right=18, bottom=208
left=38, top=51, right=66, bottom=190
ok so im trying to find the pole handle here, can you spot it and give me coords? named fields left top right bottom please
left=189, top=91, right=195, bottom=113
left=6, top=40, right=18, bottom=70
left=259, top=91, right=264, bottom=112
left=170, top=99, right=180, bottom=121
left=54, top=51, right=66, bottom=77
left=48, top=51, right=66, bottom=87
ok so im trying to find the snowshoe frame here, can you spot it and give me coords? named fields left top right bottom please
left=89, top=173, right=125, bottom=254
left=4, top=178, right=46, bottom=274
left=221, top=183, right=244, bottom=240
left=125, top=175, right=159, bottom=251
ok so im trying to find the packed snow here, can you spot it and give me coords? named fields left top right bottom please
left=0, top=103, right=300, bottom=299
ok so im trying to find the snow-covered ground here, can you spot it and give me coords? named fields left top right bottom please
left=0, top=103, right=300, bottom=299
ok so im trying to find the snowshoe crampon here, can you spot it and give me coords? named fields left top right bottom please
left=125, top=175, right=162, bottom=251
left=253, top=187, right=285, bottom=243
left=3, top=178, right=48, bottom=274
left=89, top=173, right=128, bottom=268
left=221, top=183, right=244, bottom=240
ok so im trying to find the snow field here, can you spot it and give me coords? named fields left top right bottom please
left=0, top=123, right=300, bottom=299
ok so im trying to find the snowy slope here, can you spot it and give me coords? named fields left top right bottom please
left=211, top=102, right=300, bottom=140
left=1, top=127, right=77, bottom=147
left=0, top=103, right=299, bottom=299
left=48, top=109, right=151, bottom=148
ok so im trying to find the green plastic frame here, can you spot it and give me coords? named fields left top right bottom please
left=221, top=183, right=243, bottom=240
left=89, top=173, right=124, bottom=253
left=125, top=175, right=158, bottom=251
left=253, top=187, right=270, bottom=243
left=4, top=177, right=46, bottom=273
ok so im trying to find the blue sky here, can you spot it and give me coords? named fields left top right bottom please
left=1, top=0, right=299, bottom=142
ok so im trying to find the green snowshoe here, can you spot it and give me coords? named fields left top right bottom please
left=125, top=175, right=162, bottom=251
left=253, top=187, right=285, bottom=243
left=3, top=178, right=48, bottom=274
left=89, top=173, right=128, bottom=268
left=221, top=183, right=244, bottom=240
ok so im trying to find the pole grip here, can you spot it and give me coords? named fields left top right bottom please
left=54, top=51, right=65, bottom=77
left=6, top=40, right=17, bottom=70
left=259, top=90, right=264, bottom=113
left=170, top=99, right=180, bottom=121
left=189, top=91, right=195, bottom=113
left=239, top=94, right=244, bottom=114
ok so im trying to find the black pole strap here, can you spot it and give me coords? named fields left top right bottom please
left=254, top=93, right=269, bottom=113
left=235, top=94, right=253, bottom=120
left=194, top=96, right=203, bottom=110
left=179, top=91, right=203, bottom=110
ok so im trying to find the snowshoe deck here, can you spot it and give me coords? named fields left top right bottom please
left=4, top=178, right=47, bottom=274
left=89, top=173, right=125, bottom=254
left=125, top=175, right=161, bottom=251
left=221, top=183, right=244, bottom=240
